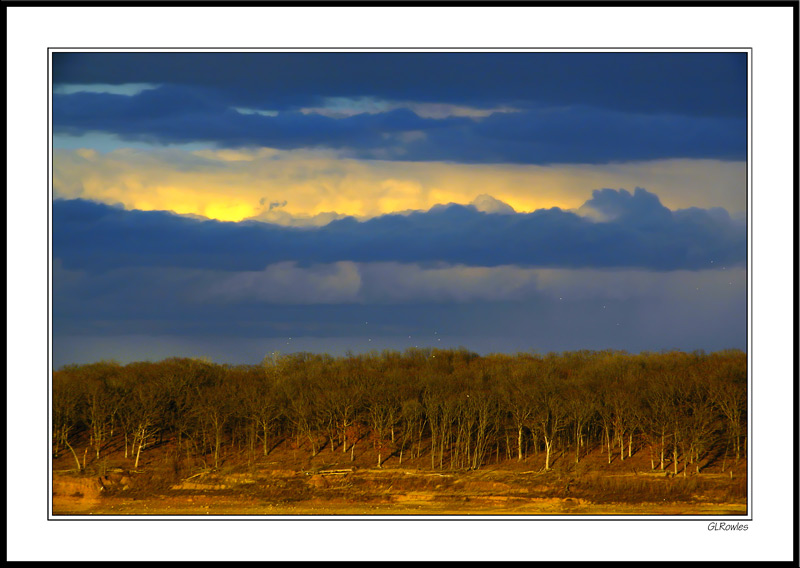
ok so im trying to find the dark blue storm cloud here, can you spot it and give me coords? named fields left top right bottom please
left=402, top=106, right=744, bottom=163
left=52, top=87, right=745, bottom=163
left=53, top=88, right=464, bottom=152
left=52, top=52, right=746, bottom=118
left=53, top=188, right=746, bottom=273
left=51, top=52, right=747, bottom=164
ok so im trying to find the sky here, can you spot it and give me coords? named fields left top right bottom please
left=51, top=51, right=748, bottom=368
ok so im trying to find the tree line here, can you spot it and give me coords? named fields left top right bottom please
left=52, top=348, right=746, bottom=474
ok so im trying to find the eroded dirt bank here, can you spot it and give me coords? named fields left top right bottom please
left=53, top=466, right=747, bottom=517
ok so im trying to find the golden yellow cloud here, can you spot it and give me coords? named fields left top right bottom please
left=52, top=147, right=745, bottom=223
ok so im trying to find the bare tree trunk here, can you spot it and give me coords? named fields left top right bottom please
left=64, top=438, right=82, bottom=472
left=452, top=429, right=461, bottom=470
left=722, top=441, right=728, bottom=473
left=135, top=439, right=144, bottom=469
left=544, top=436, right=552, bottom=471
left=439, top=433, right=445, bottom=469
left=416, top=421, right=425, bottom=459
left=673, top=444, right=678, bottom=476
left=736, top=432, right=742, bottom=461
left=306, top=429, right=318, bottom=458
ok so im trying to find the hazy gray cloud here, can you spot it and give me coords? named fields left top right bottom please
left=52, top=263, right=746, bottom=368
left=201, top=261, right=362, bottom=304
left=56, top=259, right=744, bottom=307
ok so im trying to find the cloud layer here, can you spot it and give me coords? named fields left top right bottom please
left=52, top=87, right=745, bottom=164
left=53, top=52, right=746, bottom=118
left=52, top=52, right=747, bottom=165
left=52, top=147, right=747, bottom=222
left=52, top=258, right=746, bottom=367
left=53, top=188, right=745, bottom=273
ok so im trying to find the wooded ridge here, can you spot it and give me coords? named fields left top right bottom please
left=52, top=348, right=747, bottom=476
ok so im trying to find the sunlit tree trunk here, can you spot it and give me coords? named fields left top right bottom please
left=544, top=435, right=554, bottom=471
left=62, top=433, right=82, bottom=472
left=673, top=432, right=679, bottom=476
left=135, top=438, right=144, bottom=469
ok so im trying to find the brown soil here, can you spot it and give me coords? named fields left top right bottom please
left=52, top=435, right=748, bottom=517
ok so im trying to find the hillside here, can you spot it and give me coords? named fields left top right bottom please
left=52, top=348, right=747, bottom=516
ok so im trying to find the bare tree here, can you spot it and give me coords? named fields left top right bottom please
left=501, top=365, right=537, bottom=462
left=52, top=368, right=85, bottom=471
left=532, top=371, right=566, bottom=471
left=709, top=366, right=747, bottom=464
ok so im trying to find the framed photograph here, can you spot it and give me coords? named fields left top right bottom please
left=7, top=3, right=795, bottom=563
